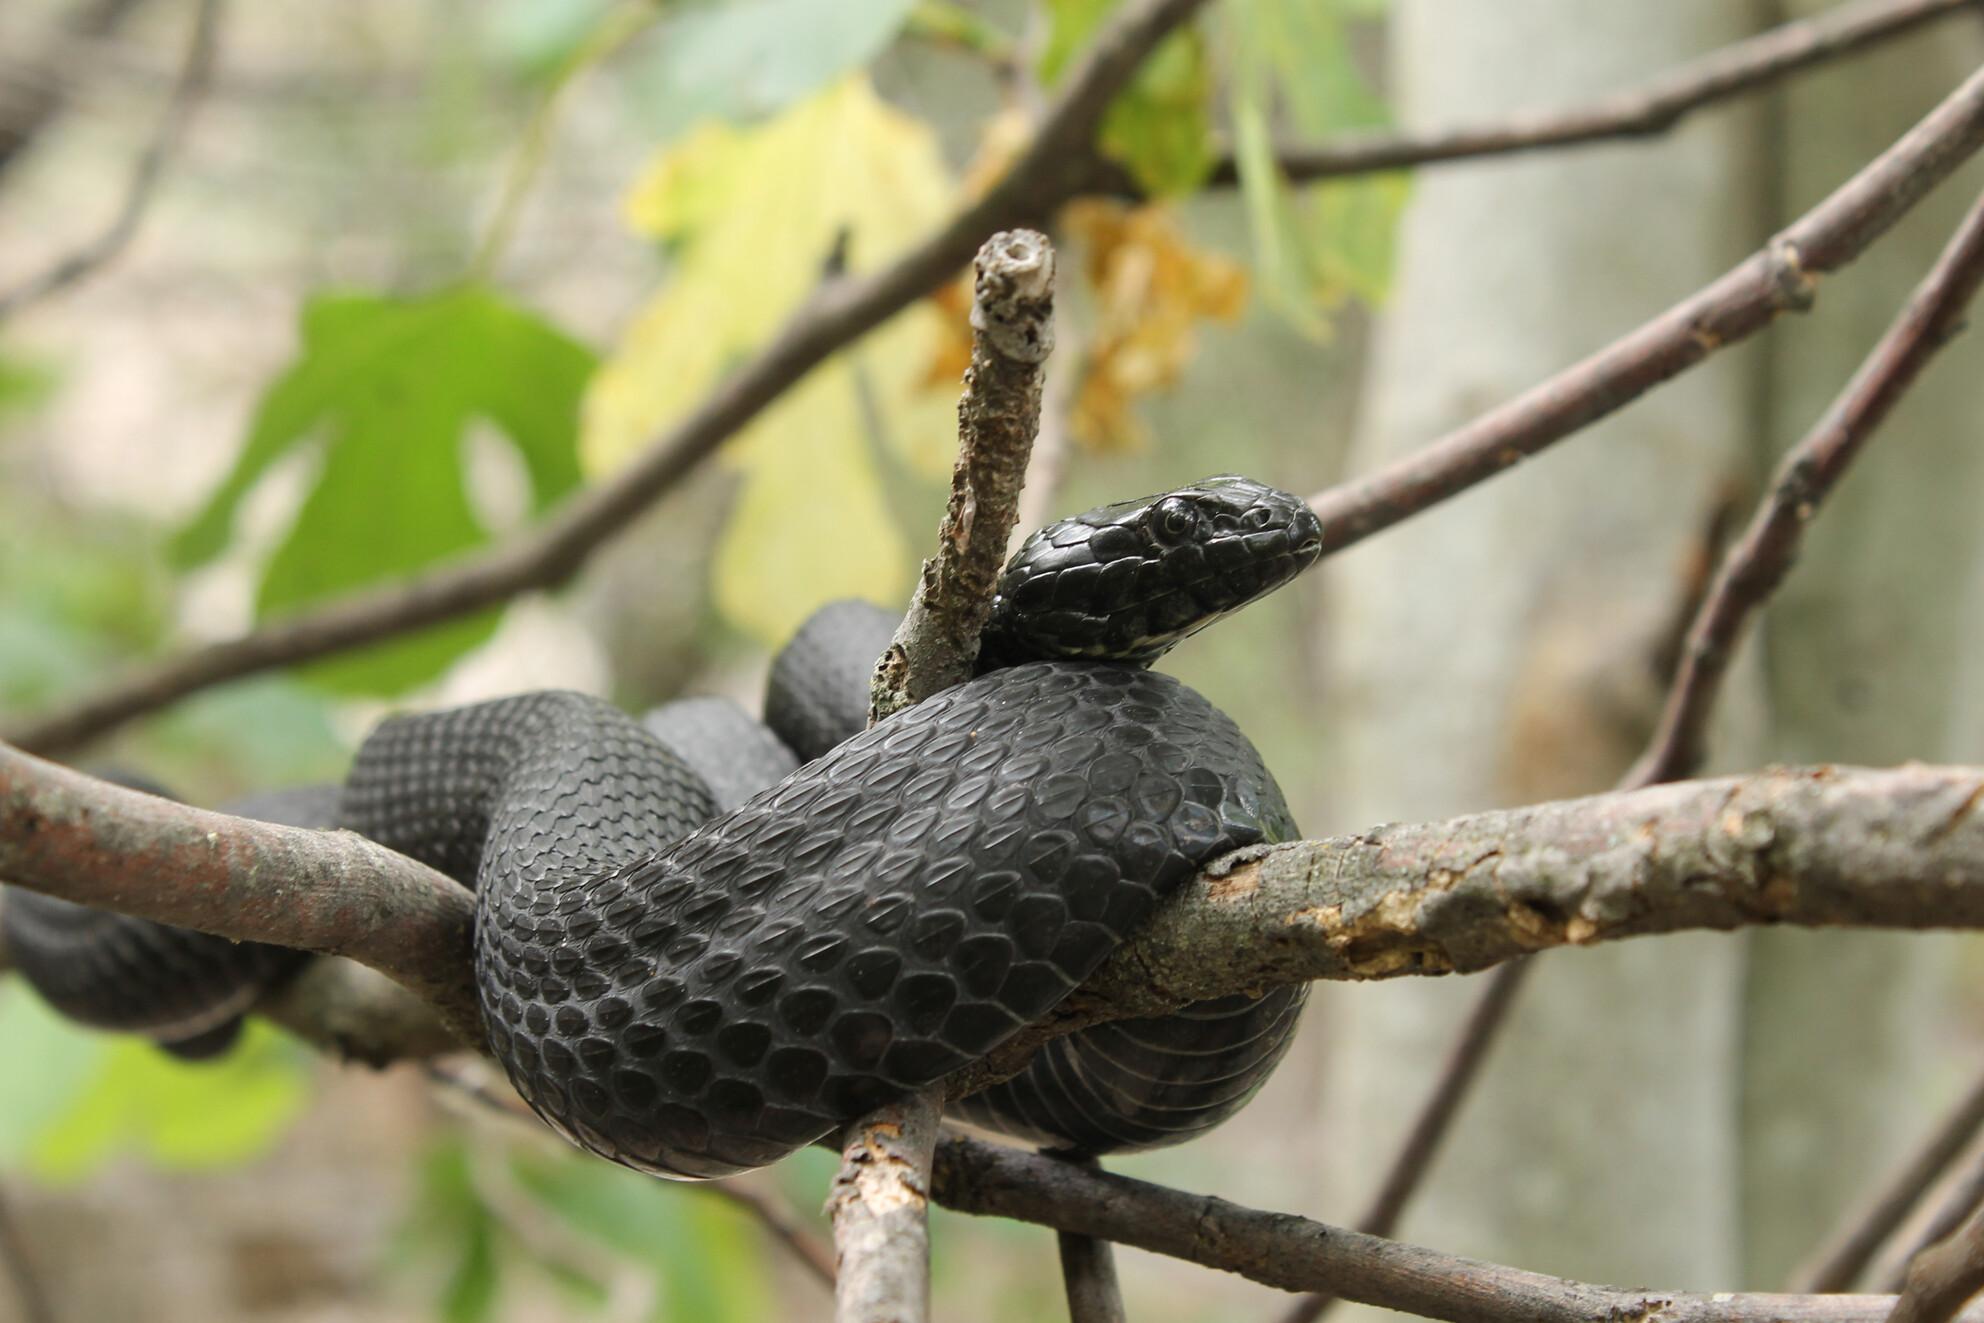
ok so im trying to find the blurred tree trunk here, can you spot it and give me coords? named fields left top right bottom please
left=1313, top=0, right=1920, bottom=1298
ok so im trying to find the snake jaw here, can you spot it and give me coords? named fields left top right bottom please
left=981, top=475, right=1324, bottom=669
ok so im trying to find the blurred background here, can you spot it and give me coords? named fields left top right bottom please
left=3, top=0, right=1984, bottom=1319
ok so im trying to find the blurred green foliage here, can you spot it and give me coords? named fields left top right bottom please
left=402, top=1135, right=777, bottom=1322
left=0, top=992, right=310, bottom=1180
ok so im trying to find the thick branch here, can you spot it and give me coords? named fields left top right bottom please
left=955, top=763, right=1984, bottom=1092
left=0, top=0, right=221, bottom=321
left=1197, top=0, right=1982, bottom=187
left=1302, top=61, right=1984, bottom=553
left=256, top=957, right=461, bottom=1067
left=931, top=1134, right=1984, bottom=1323
left=0, top=741, right=479, bottom=1039
left=3, top=0, right=1206, bottom=757
left=1630, top=183, right=1984, bottom=783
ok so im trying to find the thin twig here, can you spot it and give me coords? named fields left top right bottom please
left=1885, top=1197, right=1984, bottom=1323
left=1276, top=959, right=1533, bottom=1323
left=931, top=1133, right=1984, bottom=1323
left=0, top=0, right=222, bottom=321
left=2, top=0, right=1208, bottom=758
left=464, top=1, right=655, bottom=283
left=0, top=0, right=150, bottom=184
left=871, top=227, right=1055, bottom=719
left=0, top=1181, right=53, bottom=1323
left=1627, top=183, right=1984, bottom=785
left=1195, top=0, right=1982, bottom=188
left=1884, top=1150, right=1984, bottom=1294
left=827, top=1087, right=945, bottom=1323
left=1300, top=62, right=1984, bottom=554
left=1795, top=1070, right=1984, bottom=1292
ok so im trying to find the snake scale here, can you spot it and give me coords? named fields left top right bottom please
left=3, top=475, right=1322, bottom=1178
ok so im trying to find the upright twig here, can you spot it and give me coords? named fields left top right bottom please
left=0, top=1181, right=53, bottom=1323
left=871, top=228, right=1055, bottom=719
left=1794, top=1069, right=1984, bottom=1292
left=838, top=227, right=1055, bottom=1323
left=1885, top=1197, right=1984, bottom=1323
left=827, top=1087, right=947, bottom=1323
left=0, top=0, right=222, bottom=321
left=1627, top=182, right=1984, bottom=785
left=1057, top=1154, right=1128, bottom=1323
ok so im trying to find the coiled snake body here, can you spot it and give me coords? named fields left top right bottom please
left=5, top=476, right=1322, bottom=1178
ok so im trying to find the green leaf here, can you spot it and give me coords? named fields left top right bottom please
left=173, top=287, right=594, bottom=695
left=19, top=1020, right=309, bottom=1181
left=1040, top=0, right=1215, bottom=196
left=1225, top=0, right=1408, bottom=325
left=625, top=0, right=920, bottom=135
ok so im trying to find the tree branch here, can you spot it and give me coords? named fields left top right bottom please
left=872, top=227, right=1054, bottom=720
left=1883, top=1148, right=1984, bottom=1294
left=953, top=762, right=1984, bottom=1093
left=1301, top=60, right=1984, bottom=554
left=2, top=0, right=1209, bottom=758
left=1194, top=0, right=1984, bottom=188
left=827, top=1087, right=944, bottom=1323
left=844, top=222, right=1055, bottom=1323
left=0, top=740, right=480, bottom=1040
left=1629, top=183, right=1984, bottom=785
left=0, top=0, right=151, bottom=185
left=930, top=1133, right=1984, bottom=1323
left=1887, top=1200, right=1984, bottom=1323
left=1796, top=1069, right=1984, bottom=1292
left=0, top=0, right=221, bottom=321
left=1276, top=959, right=1533, bottom=1323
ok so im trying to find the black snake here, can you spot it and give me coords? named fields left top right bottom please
left=4, top=475, right=1322, bottom=1178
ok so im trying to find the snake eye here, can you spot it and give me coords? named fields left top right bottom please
left=1154, top=498, right=1198, bottom=542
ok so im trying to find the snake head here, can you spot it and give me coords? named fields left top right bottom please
left=981, top=474, right=1324, bottom=668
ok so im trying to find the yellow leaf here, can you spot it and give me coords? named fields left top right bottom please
left=584, top=75, right=958, bottom=644
left=1061, top=199, right=1249, bottom=453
